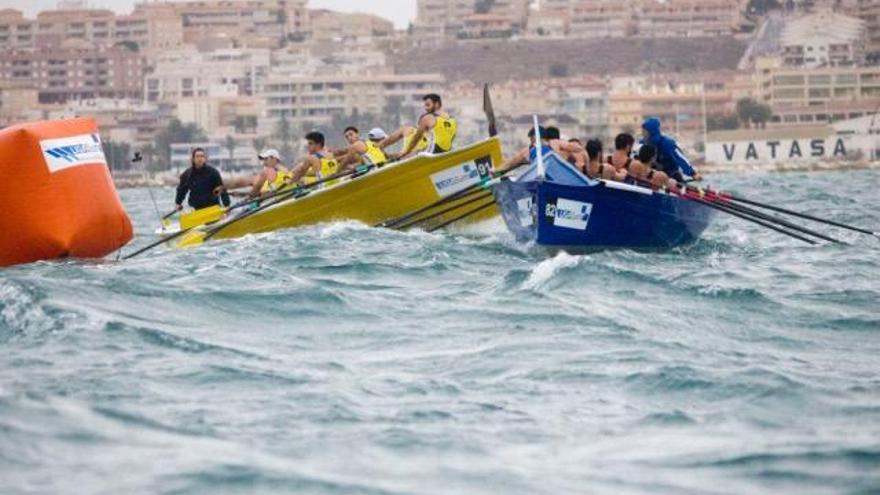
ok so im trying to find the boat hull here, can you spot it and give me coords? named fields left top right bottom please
left=176, top=138, right=504, bottom=247
left=495, top=178, right=716, bottom=250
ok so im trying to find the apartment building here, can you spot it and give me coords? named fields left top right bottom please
left=755, top=57, right=880, bottom=126
left=145, top=48, right=272, bottom=102
left=0, top=42, right=145, bottom=104
left=781, top=11, right=866, bottom=67
left=635, top=0, right=747, bottom=38
left=0, top=6, right=184, bottom=55
left=414, top=0, right=530, bottom=40
left=530, top=0, right=747, bottom=39
left=811, top=0, right=880, bottom=63
left=261, top=72, right=445, bottom=127
left=309, top=10, right=394, bottom=43
left=132, top=0, right=310, bottom=48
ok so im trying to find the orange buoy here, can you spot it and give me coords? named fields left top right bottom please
left=0, top=118, right=133, bottom=267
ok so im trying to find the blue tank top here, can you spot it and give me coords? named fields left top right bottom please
left=529, top=144, right=553, bottom=162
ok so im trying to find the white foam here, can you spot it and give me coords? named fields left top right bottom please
left=522, top=251, right=584, bottom=291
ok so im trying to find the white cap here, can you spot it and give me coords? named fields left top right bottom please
left=367, top=128, right=387, bottom=140
left=258, top=148, right=281, bottom=160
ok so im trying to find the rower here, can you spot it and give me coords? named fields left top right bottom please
left=607, top=133, right=675, bottom=189
left=496, top=126, right=550, bottom=174
left=641, top=117, right=702, bottom=183
left=331, top=126, right=387, bottom=170
left=384, top=94, right=457, bottom=160
left=229, top=148, right=291, bottom=199
left=583, top=139, right=626, bottom=181
left=544, top=126, right=585, bottom=169
left=175, top=147, right=230, bottom=212
left=287, top=131, right=341, bottom=188
left=637, top=144, right=679, bottom=191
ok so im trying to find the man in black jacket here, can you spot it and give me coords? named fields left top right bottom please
left=175, top=147, right=230, bottom=211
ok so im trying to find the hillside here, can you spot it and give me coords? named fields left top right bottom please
left=394, top=37, right=748, bottom=82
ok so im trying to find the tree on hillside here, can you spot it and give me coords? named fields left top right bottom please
left=736, top=98, right=773, bottom=128
left=152, top=118, right=208, bottom=168
left=549, top=63, right=569, bottom=78
left=707, top=113, right=741, bottom=131
left=475, top=0, right=495, bottom=14
left=225, top=135, right=237, bottom=166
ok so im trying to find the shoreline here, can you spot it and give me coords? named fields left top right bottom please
left=111, top=162, right=880, bottom=189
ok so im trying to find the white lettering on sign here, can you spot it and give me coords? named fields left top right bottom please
left=40, top=133, right=107, bottom=173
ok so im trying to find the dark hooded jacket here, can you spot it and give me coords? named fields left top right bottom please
left=641, top=117, right=696, bottom=181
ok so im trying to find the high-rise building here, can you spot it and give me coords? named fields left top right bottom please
left=0, top=41, right=145, bottom=104
left=781, top=10, right=866, bottom=67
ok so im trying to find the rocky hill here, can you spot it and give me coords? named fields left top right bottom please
left=394, top=37, right=748, bottom=82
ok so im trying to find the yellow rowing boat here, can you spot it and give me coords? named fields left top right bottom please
left=174, top=137, right=504, bottom=248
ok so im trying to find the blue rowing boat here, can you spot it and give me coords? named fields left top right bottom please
left=494, top=151, right=716, bottom=250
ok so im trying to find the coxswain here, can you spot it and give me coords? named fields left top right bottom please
left=641, top=117, right=702, bottom=183
left=383, top=94, right=457, bottom=160
left=174, top=147, right=230, bottom=211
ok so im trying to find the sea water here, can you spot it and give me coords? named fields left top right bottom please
left=1, top=170, right=879, bottom=494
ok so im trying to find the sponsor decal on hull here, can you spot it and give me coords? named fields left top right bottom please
left=545, top=198, right=593, bottom=231
left=430, top=155, right=493, bottom=197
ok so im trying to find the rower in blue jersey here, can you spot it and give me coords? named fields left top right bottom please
left=497, top=126, right=583, bottom=174
left=641, top=117, right=703, bottom=183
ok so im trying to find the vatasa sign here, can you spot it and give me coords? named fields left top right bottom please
left=706, top=136, right=848, bottom=165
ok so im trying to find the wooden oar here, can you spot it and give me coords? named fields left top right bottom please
left=626, top=177, right=823, bottom=245
left=718, top=191, right=879, bottom=238
left=396, top=191, right=495, bottom=231
left=712, top=195, right=845, bottom=244
left=162, top=209, right=179, bottom=221
left=426, top=198, right=498, bottom=233
left=202, top=164, right=377, bottom=242
left=125, top=164, right=378, bottom=259
left=685, top=194, right=818, bottom=245
left=378, top=180, right=494, bottom=229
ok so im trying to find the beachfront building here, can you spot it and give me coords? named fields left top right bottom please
left=754, top=57, right=880, bottom=126
left=169, top=142, right=258, bottom=173
left=0, top=40, right=145, bottom=104
left=145, top=48, right=272, bottom=103
left=260, top=71, right=446, bottom=130
left=780, top=10, right=867, bottom=68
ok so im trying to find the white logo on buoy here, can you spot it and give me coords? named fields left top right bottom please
left=40, top=133, right=107, bottom=173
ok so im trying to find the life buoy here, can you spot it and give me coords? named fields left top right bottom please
left=0, top=118, right=132, bottom=267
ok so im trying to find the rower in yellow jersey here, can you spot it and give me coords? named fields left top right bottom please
left=331, top=126, right=388, bottom=170
left=287, top=131, right=341, bottom=189
left=382, top=93, right=457, bottom=160
left=227, top=148, right=291, bottom=199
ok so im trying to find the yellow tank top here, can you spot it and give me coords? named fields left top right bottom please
left=362, top=140, right=387, bottom=165
left=427, top=112, right=456, bottom=153
left=403, top=128, right=429, bottom=154
left=304, top=153, right=340, bottom=188
left=260, top=166, right=290, bottom=193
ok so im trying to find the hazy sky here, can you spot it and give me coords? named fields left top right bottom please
left=0, top=0, right=418, bottom=28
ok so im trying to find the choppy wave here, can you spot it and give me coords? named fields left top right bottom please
left=1, top=170, right=879, bottom=494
